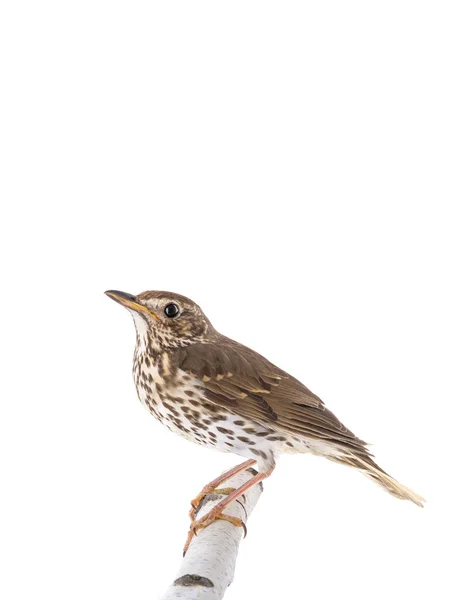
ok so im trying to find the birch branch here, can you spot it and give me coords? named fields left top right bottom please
left=160, top=467, right=263, bottom=600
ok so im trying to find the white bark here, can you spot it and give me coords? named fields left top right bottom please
left=160, top=467, right=263, bottom=600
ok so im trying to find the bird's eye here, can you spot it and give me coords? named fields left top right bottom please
left=164, top=303, right=179, bottom=318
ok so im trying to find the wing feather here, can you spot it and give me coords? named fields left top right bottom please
left=176, top=338, right=369, bottom=455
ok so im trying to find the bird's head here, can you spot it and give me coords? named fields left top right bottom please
left=105, top=290, right=214, bottom=350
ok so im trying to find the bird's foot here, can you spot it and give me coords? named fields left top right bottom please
left=183, top=513, right=246, bottom=556
left=189, top=487, right=237, bottom=521
left=187, top=459, right=257, bottom=521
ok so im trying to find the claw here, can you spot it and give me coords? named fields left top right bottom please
left=183, top=460, right=271, bottom=556
left=189, top=487, right=237, bottom=521
left=187, top=459, right=256, bottom=523
left=183, top=513, right=246, bottom=556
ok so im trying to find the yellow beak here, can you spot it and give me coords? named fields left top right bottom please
left=105, top=290, right=158, bottom=319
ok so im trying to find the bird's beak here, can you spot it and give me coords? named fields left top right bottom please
left=105, top=290, right=158, bottom=319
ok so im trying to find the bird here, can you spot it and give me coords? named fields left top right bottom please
left=105, top=289, right=424, bottom=552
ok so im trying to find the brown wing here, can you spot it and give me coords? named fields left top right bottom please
left=175, top=338, right=369, bottom=455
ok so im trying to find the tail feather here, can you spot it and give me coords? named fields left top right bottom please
left=332, top=452, right=425, bottom=507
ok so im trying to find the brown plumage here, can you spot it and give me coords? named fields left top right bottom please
left=176, top=339, right=367, bottom=454
left=106, top=289, right=424, bottom=550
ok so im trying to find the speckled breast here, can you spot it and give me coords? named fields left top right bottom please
left=131, top=346, right=303, bottom=472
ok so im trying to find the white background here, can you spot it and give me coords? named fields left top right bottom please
left=1, top=2, right=468, bottom=599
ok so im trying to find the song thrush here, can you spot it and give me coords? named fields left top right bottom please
left=105, top=290, right=424, bottom=552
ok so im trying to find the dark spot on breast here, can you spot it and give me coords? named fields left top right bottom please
left=217, top=427, right=234, bottom=435
left=211, top=415, right=226, bottom=422
left=148, top=406, right=161, bottom=420
left=237, top=436, right=256, bottom=445
left=166, top=394, right=182, bottom=404
left=162, top=402, right=179, bottom=416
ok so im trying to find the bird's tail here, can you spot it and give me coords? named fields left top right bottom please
left=331, top=451, right=425, bottom=507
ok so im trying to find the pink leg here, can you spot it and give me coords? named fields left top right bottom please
left=189, top=459, right=256, bottom=520
left=183, top=466, right=274, bottom=555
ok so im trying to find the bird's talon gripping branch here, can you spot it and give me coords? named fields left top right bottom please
left=183, top=514, right=246, bottom=556
left=195, top=513, right=245, bottom=534
left=190, top=492, right=211, bottom=521
left=183, top=467, right=273, bottom=555
left=189, top=492, right=206, bottom=515
left=190, top=486, right=237, bottom=510
left=190, top=487, right=238, bottom=520
left=188, top=460, right=256, bottom=520
left=213, top=514, right=246, bottom=535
